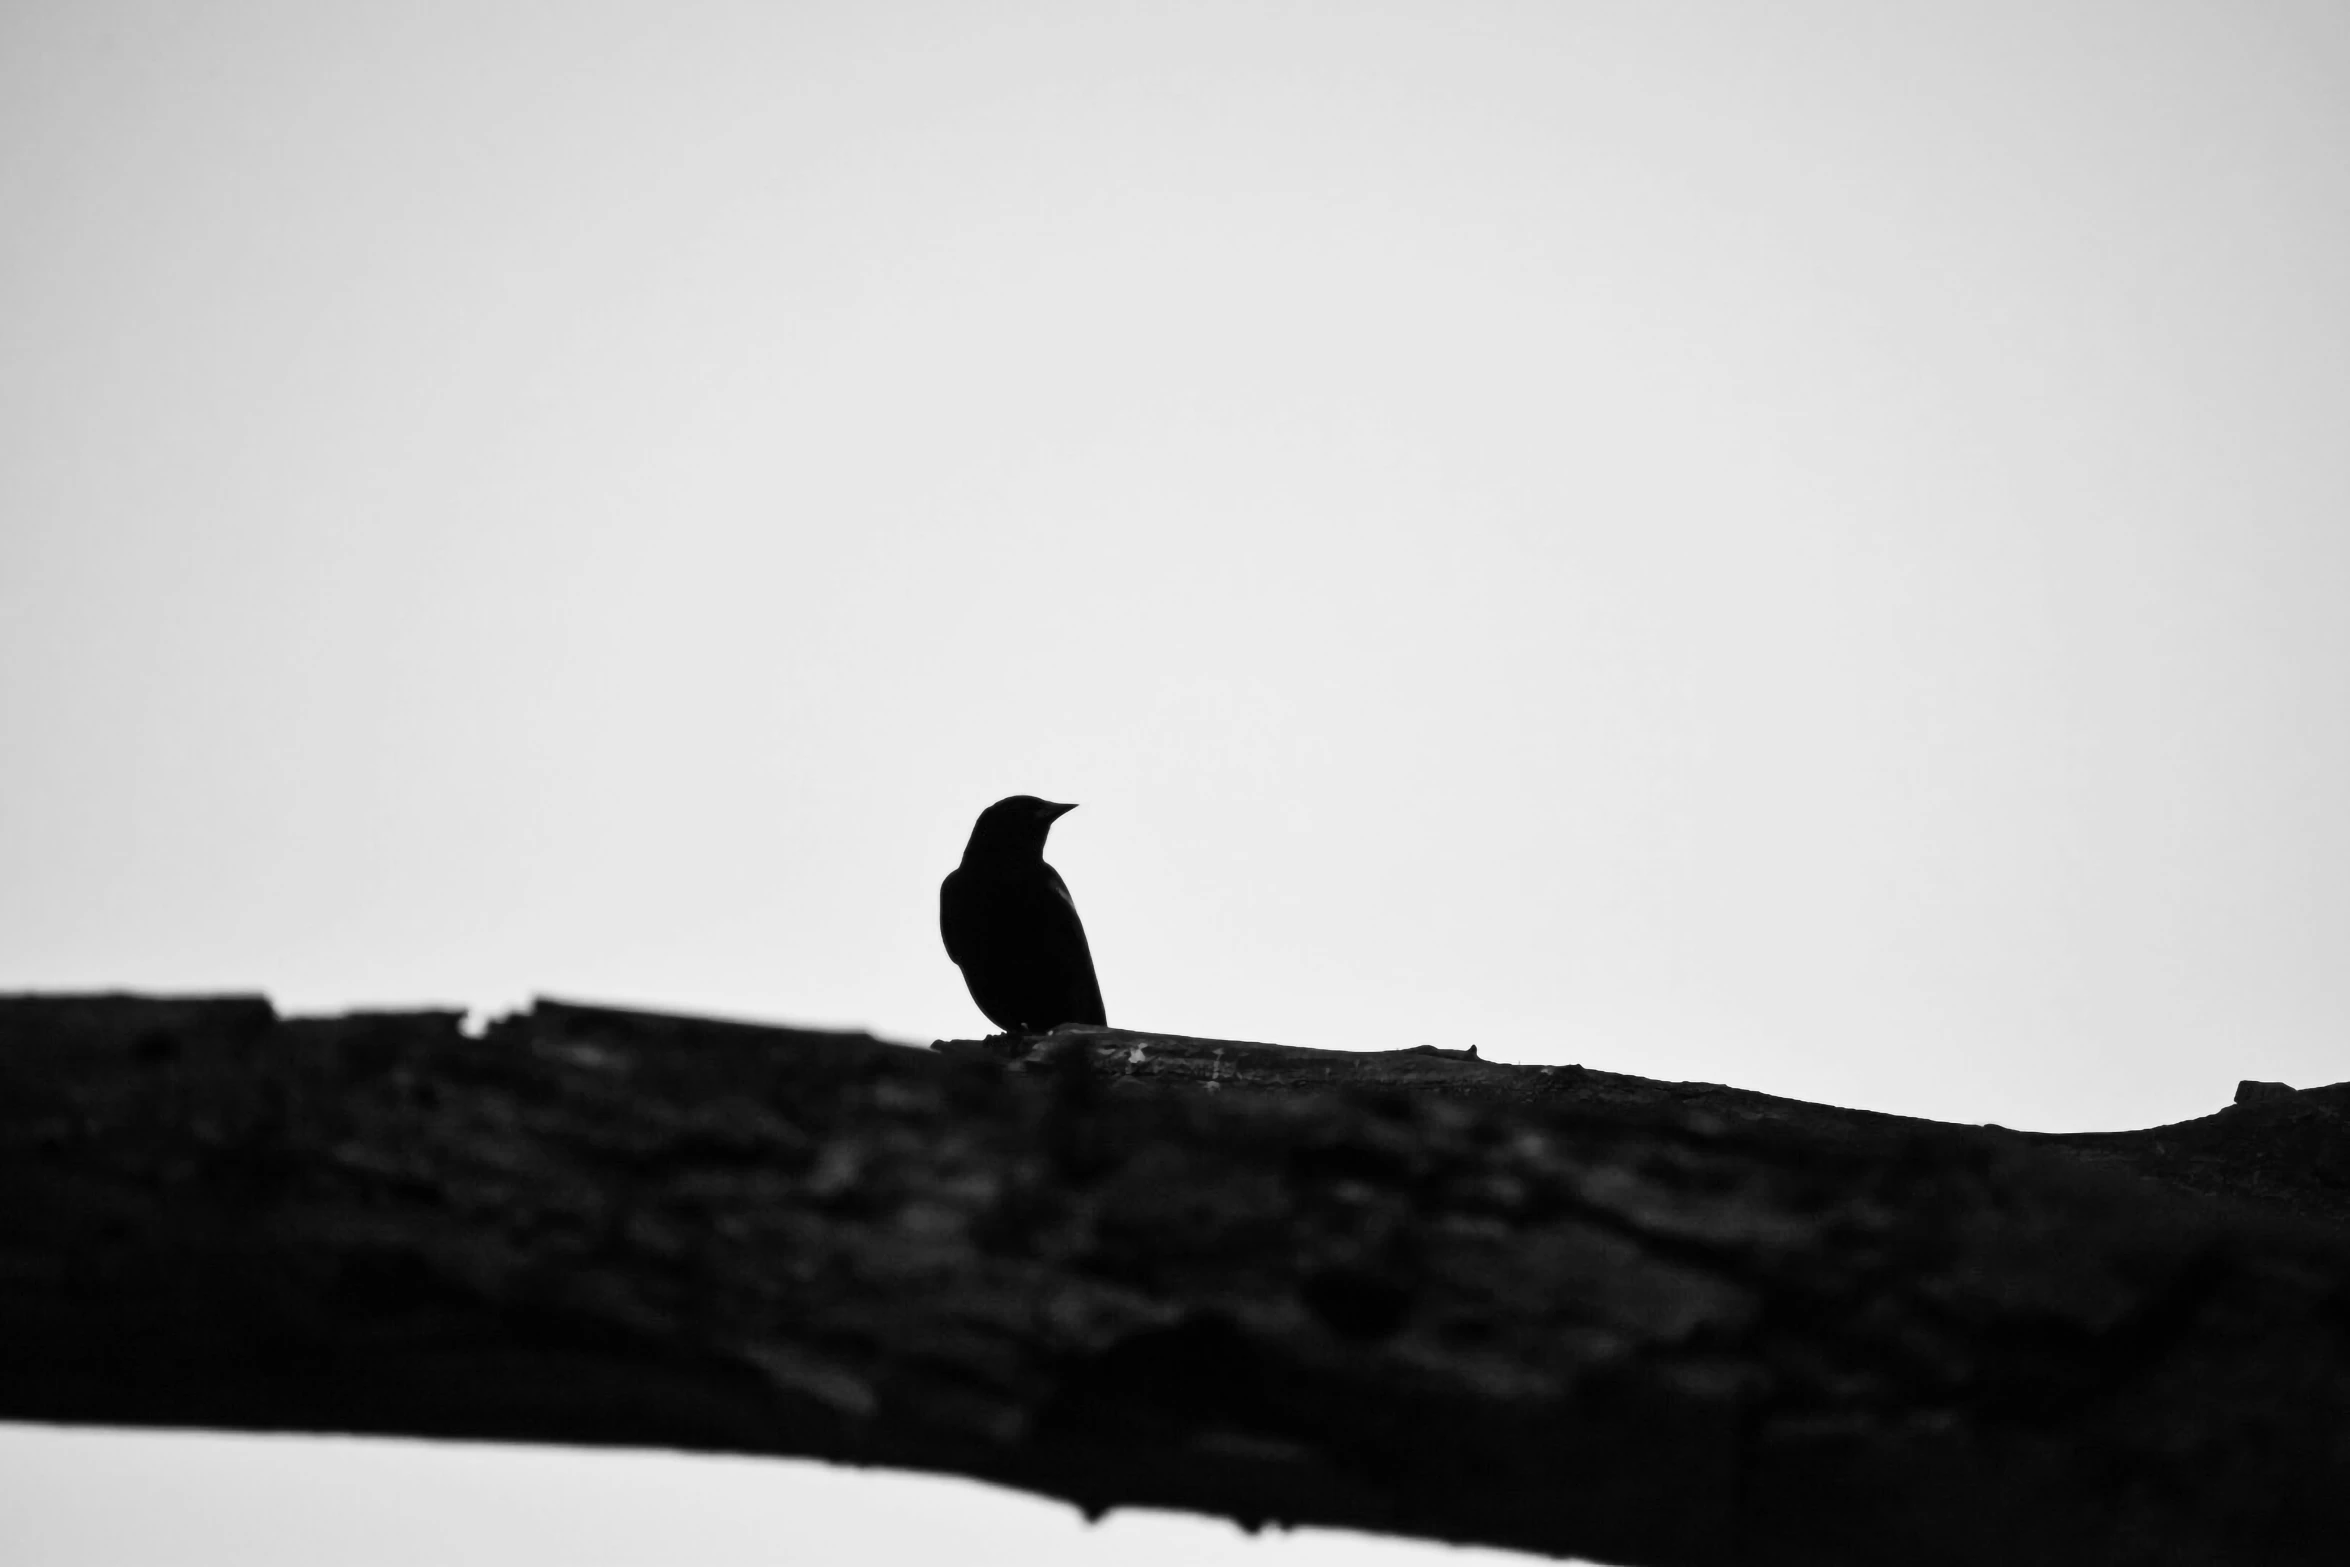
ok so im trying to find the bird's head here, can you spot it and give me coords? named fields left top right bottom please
left=964, top=795, right=1078, bottom=860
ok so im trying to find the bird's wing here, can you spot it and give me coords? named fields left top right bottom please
left=938, top=869, right=974, bottom=967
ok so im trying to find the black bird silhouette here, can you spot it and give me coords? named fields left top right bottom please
left=940, top=795, right=1107, bottom=1034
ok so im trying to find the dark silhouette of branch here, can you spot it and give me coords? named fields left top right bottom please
left=3, top=994, right=2346, bottom=1566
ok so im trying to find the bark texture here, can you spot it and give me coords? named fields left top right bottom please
left=3, top=994, right=2347, bottom=1567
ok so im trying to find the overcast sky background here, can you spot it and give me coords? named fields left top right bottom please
left=4, top=1, right=2347, bottom=1562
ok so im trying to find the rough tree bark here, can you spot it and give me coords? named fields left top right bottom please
left=2, top=994, right=2345, bottom=1566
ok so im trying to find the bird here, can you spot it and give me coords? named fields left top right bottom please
left=940, top=795, right=1107, bottom=1035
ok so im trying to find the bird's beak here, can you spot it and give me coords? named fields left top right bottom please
left=1044, top=801, right=1078, bottom=820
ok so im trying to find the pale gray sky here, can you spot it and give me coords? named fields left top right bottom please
left=4, top=1, right=2346, bottom=1561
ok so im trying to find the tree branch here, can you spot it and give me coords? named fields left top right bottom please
left=3, top=994, right=2345, bottom=1566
